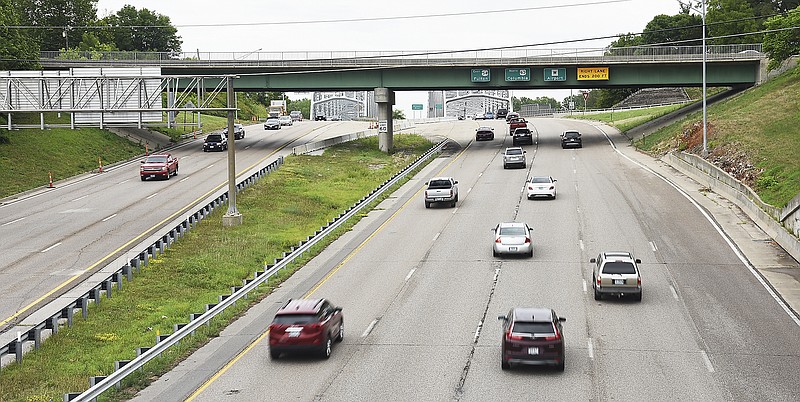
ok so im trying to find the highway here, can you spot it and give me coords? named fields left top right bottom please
left=0, top=121, right=372, bottom=333
left=133, top=119, right=800, bottom=401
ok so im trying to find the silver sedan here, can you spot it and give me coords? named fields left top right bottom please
left=492, top=222, right=533, bottom=258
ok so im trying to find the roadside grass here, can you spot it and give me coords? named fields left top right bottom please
left=0, top=134, right=433, bottom=402
left=0, top=120, right=144, bottom=199
left=635, top=65, right=800, bottom=207
left=568, top=103, right=688, bottom=133
left=152, top=112, right=231, bottom=142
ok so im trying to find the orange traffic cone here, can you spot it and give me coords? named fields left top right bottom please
left=145, top=142, right=149, bottom=156
left=98, top=157, right=103, bottom=173
left=48, top=172, right=54, bottom=188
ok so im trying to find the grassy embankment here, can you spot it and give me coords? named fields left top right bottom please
left=0, top=134, right=433, bottom=402
left=567, top=103, right=687, bottom=133
left=0, top=113, right=143, bottom=198
left=0, top=93, right=268, bottom=198
left=634, top=65, right=800, bottom=207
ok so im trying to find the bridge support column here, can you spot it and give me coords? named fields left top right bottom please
left=375, top=88, right=394, bottom=153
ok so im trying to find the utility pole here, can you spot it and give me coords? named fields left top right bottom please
left=223, top=76, right=242, bottom=227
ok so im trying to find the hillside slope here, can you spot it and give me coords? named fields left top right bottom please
left=636, top=64, right=800, bottom=207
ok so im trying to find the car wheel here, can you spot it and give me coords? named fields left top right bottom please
left=174, top=166, right=178, bottom=176
left=528, top=249, right=533, bottom=258
left=493, top=249, right=498, bottom=257
left=454, top=194, right=458, bottom=202
left=593, top=284, right=601, bottom=301
left=321, top=336, right=332, bottom=359
left=635, top=291, right=642, bottom=302
left=336, top=321, right=344, bottom=342
left=503, top=164, right=507, bottom=169
left=425, top=202, right=431, bottom=208
left=501, top=360, right=510, bottom=370
left=269, top=349, right=280, bottom=360
left=140, top=176, right=146, bottom=181
left=451, top=201, right=456, bottom=208
left=165, top=172, right=170, bottom=180
left=522, top=163, right=526, bottom=168
left=556, top=360, right=565, bottom=372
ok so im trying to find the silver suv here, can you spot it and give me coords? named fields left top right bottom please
left=503, top=147, right=526, bottom=169
left=591, top=252, right=642, bottom=301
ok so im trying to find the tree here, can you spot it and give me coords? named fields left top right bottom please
left=707, top=0, right=761, bottom=44
left=19, top=0, right=98, bottom=51
left=392, top=109, right=405, bottom=120
left=100, top=5, right=181, bottom=52
left=286, top=98, right=311, bottom=120
left=606, top=33, right=644, bottom=56
left=642, top=12, right=703, bottom=46
left=0, top=0, right=39, bottom=69
left=763, top=7, right=800, bottom=70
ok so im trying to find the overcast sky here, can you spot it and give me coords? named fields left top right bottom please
left=95, top=0, right=686, bottom=114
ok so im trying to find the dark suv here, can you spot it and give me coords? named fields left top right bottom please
left=268, top=299, right=344, bottom=359
left=498, top=307, right=566, bottom=371
left=561, top=130, right=582, bottom=148
left=512, top=127, right=533, bottom=146
left=203, top=133, right=227, bottom=152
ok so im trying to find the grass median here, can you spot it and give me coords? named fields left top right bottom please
left=0, top=134, right=434, bottom=402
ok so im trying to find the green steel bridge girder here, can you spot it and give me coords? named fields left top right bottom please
left=169, top=61, right=761, bottom=92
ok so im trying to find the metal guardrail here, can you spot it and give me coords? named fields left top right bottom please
left=39, top=44, right=764, bottom=68
left=0, top=157, right=284, bottom=368
left=66, top=139, right=448, bottom=401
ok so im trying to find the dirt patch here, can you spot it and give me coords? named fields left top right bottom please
left=678, top=121, right=761, bottom=188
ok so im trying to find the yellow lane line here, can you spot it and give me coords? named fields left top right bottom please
left=0, top=141, right=293, bottom=329
left=185, top=140, right=467, bottom=401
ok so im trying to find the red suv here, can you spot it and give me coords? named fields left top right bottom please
left=269, top=299, right=344, bottom=359
left=140, top=152, right=178, bottom=181
left=498, top=307, right=566, bottom=371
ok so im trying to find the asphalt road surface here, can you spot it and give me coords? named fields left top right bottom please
left=0, top=121, right=371, bottom=333
left=134, top=119, right=800, bottom=401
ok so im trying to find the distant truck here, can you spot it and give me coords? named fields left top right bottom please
left=268, top=100, right=286, bottom=118
left=289, top=110, right=303, bottom=121
left=508, top=118, right=528, bottom=135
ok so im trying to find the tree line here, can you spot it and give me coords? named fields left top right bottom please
left=0, top=0, right=181, bottom=70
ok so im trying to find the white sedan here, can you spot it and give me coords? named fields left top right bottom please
left=526, top=176, right=557, bottom=199
left=492, top=222, right=533, bottom=258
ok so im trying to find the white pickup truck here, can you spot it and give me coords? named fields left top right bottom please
left=424, top=177, right=459, bottom=208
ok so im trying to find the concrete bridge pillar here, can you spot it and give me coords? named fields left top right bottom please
left=375, top=87, right=394, bottom=153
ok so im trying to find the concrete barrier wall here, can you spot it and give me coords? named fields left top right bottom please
left=663, top=151, right=800, bottom=262
left=292, top=121, right=415, bottom=155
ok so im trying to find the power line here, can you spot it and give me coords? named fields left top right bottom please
left=6, top=0, right=631, bottom=29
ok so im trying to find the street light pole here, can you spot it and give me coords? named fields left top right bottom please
left=701, top=0, right=708, bottom=157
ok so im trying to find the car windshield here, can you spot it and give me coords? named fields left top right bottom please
left=207, top=135, right=222, bottom=141
left=530, top=177, right=551, bottom=184
left=428, top=180, right=452, bottom=189
left=506, top=149, right=523, bottom=156
left=512, top=322, right=554, bottom=335
left=499, top=227, right=526, bottom=236
left=565, top=132, right=580, bottom=138
left=146, top=156, right=167, bottom=163
left=267, top=119, right=278, bottom=123
left=603, top=262, right=637, bottom=274
left=272, top=314, right=318, bottom=325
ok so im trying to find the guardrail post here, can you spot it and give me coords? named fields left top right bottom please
left=62, top=305, right=74, bottom=327
left=63, top=392, right=82, bottom=401
left=115, top=271, right=123, bottom=290
left=102, top=280, right=113, bottom=299
left=81, top=296, right=89, bottom=319
left=114, top=360, right=131, bottom=388
left=29, top=327, right=41, bottom=349
left=91, top=287, right=102, bottom=306
left=123, top=264, right=133, bottom=282
left=46, top=315, right=59, bottom=335
left=10, top=339, right=22, bottom=363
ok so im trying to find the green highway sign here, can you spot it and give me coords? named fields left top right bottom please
left=411, top=103, right=424, bottom=110
left=471, top=68, right=491, bottom=82
left=505, top=68, right=530, bottom=82
left=544, top=68, right=567, bottom=82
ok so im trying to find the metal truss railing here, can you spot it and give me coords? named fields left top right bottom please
left=0, top=74, right=237, bottom=129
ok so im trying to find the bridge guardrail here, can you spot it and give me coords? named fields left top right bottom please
left=39, top=44, right=764, bottom=68
left=67, top=138, right=448, bottom=401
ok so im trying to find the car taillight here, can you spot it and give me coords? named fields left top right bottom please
left=424, top=190, right=429, bottom=198
left=637, top=277, right=642, bottom=286
left=527, top=185, right=533, bottom=190
left=495, top=238, right=502, bottom=243
left=307, top=323, right=322, bottom=331
left=545, top=330, right=561, bottom=341
left=525, top=237, right=531, bottom=244
left=597, top=277, right=602, bottom=286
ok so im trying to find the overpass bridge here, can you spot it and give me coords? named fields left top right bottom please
left=8, top=44, right=766, bottom=151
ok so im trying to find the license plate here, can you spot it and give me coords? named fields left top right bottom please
left=528, top=347, right=539, bottom=355
left=613, top=279, right=624, bottom=285
left=509, top=247, right=517, bottom=251
left=435, top=198, right=444, bottom=201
